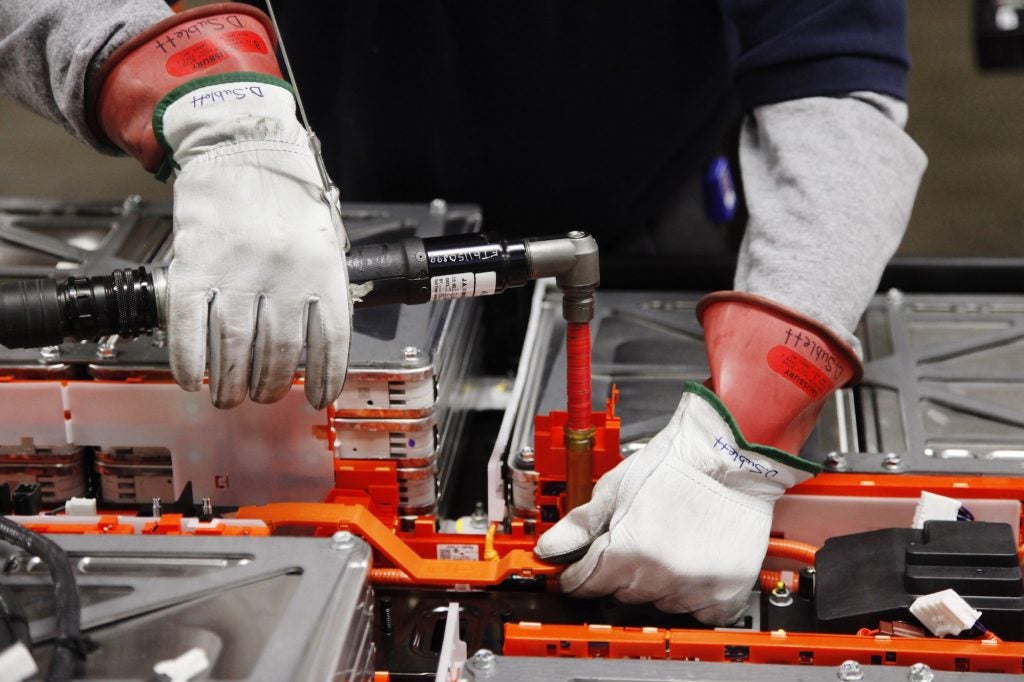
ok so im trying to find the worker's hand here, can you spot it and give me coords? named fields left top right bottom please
left=162, top=80, right=350, bottom=409
left=88, top=5, right=348, bottom=409
left=534, top=382, right=818, bottom=625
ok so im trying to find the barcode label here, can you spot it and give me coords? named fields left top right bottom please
left=430, top=272, right=497, bottom=301
left=436, top=543, right=480, bottom=561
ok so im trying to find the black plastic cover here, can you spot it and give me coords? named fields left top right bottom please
left=815, top=521, right=1024, bottom=638
left=11, top=483, right=42, bottom=516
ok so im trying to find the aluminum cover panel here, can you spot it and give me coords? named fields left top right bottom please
left=1, top=533, right=373, bottom=681
left=0, top=381, right=69, bottom=445
left=65, top=381, right=331, bottom=505
left=853, top=293, right=1024, bottom=475
left=0, top=195, right=172, bottom=277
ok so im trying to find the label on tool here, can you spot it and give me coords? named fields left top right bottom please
left=437, top=544, right=480, bottom=561
left=429, top=272, right=497, bottom=301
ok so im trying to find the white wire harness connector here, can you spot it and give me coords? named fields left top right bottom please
left=64, top=497, right=97, bottom=516
left=152, top=647, right=210, bottom=682
left=0, top=642, right=39, bottom=682
left=909, top=588, right=982, bottom=637
left=912, top=491, right=962, bottom=529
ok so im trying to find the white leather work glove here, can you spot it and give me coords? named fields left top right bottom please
left=160, top=80, right=350, bottom=409
left=534, top=381, right=818, bottom=625
left=88, top=5, right=347, bottom=409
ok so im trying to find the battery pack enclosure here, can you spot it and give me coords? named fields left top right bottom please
left=0, top=199, right=483, bottom=508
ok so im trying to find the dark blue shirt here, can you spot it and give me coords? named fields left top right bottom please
left=274, top=1, right=909, bottom=246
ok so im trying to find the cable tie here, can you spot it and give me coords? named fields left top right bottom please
left=53, top=635, right=96, bottom=660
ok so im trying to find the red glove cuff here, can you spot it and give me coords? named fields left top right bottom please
left=697, top=291, right=862, bottom=454
left=87, top=2, right=283, bottom=172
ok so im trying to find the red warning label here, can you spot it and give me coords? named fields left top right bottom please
left=223, top=30, right=269, bottom=54
left=165, top=31, right=268, bottom=77
left=767, top=345, right=834, bottom=399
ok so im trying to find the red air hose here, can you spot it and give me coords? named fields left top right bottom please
left=566, top=321, right=592, bottom=431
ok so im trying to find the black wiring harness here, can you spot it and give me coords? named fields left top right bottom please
left=0, top=516, right=88, bottom=681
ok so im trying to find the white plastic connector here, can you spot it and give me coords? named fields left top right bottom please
left=909, top=589, right=982, bottom=637
left=64, top=497, right=98, bottom=516
left=912, top=491, right=962, bottom=529
left=152, top=647, right=210, bottom=682
left=182, top=517, right=222, bottom=532
left=0, top=642, right=39, bottom=682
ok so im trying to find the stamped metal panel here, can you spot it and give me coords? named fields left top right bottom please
left=846, top=293, right=1024, bottom=475
left=65, top=381, right=331, bottom=505
left=0, top=381, right=70, bottom=445
left=1, top=534, right=373, bottom=681
left=0, top=195, right=172, bottom=278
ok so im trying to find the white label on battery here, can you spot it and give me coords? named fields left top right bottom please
left=429, top=272, right=497, bottom=301
left=436, top=543, right=480, bottom=561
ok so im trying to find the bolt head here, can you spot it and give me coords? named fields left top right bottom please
left=512, top=446, right=536, bottom=466
left=769, top=585, right=794, bottom=607
left=96, top=341, right=118, bottom=359
left=885, top=287, right=904, bottom=306
left=882, top=453, right=903, bottom=471
left=121, top=194, right=142, bottom=212
left=331, top=530, right=355, bottom=550
left=470, top=501, right=488, bottom=528
left=403, top=346, right=421, bottom=362
left=837, top=660, right=864, bottom=681
left=825, top=451, right=849, bottom=471
left=471, top=649, right=496, bottom=669
left=514, top=447, right=536, bottom=471
left=567, top=230, right=587, bottom=239
left=908, top=663, right=934, bottom=682
left=39, top=346, right=61, bottom=361
left=429, top=198, right=447, bottom=214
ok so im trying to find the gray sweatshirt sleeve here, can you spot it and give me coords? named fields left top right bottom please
left=0, top=0, right=172, bottom=151
left=733, top=92, right=928, bottom=356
